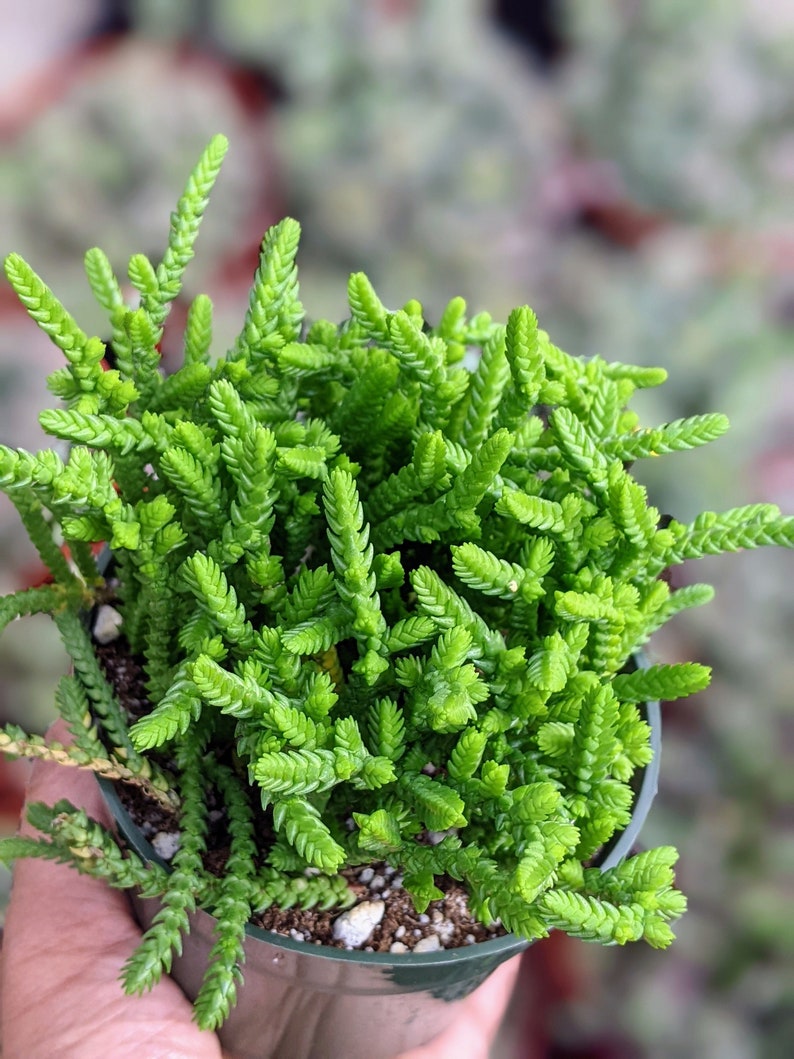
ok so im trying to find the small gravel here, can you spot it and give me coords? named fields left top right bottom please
left=92, top=605, right=123, bottom=644
left=150, top=830, right=180, bottom=860
left=413, top=934, right=443, bottom=953
left=332, top=901, right=385, bottom=948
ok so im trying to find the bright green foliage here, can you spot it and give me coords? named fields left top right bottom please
left=611, top=663, right=711, bottom=703
left=2, top=135, right=793, bottom=1031
left=183, top=294, right=214, bottom=365
left=181, top=553, right=256, bottom=652
left=451, top=542, right=528, bottom=600
left=456, top=326, right=511, bottom=445
left=403, top=773, right=467, bottom=831
left=230, top=217, right=304, bottom=364
left=448, top=728, right=488, bottom=781
left=54, top=610, right=142, bottom=765
left=366, top=697, right=406, bottom=760
left=323, top=467, right=388, bottom=682
left=252, top=866, right=355, bottom=913
left=194, top=761, right=257, bottom=1031
left=147, top=134, right=229, bottom=330
left=605, top=413, right=730, bottom=460
left=122, top=732, right=208, bottom=995
left=272, top=798, right=346, bottom=873
left=84, top=247, right=123, bottom=314
left=354, top=807, right=404, bottom=855
left=130, top=658, right=206, bottom=751
left=4, top=254, right=90, bottom=364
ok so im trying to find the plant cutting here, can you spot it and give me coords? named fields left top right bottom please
left=1, top=134, right=792, bottom=1058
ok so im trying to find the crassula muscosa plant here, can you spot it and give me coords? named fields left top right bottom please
left=2, top=134, right=792, bottom=1029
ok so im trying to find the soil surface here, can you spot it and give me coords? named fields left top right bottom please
left=254, top=864, right=505, bottom=952
left=96, top=624, right=507, bottom=953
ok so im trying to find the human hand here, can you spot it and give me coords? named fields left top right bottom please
left=0, top=725, right=225, bottom=1059
left=0, top=730, right=520, bottom=1058
left=395, top=955, right=520, bottom=1059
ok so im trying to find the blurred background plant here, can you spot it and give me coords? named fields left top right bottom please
left=1, top=1, right=792, bottom=1056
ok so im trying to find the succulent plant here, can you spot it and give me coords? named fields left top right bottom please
left=1, top=135, right=791, bottom=1030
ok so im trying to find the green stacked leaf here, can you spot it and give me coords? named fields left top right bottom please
left=2, top=133, right=793, bottom=1029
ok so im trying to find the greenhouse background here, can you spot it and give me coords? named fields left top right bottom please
left=1, top=2, right=792, bottom=1056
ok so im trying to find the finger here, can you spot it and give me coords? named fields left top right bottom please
left=397, top=954, right=522, bottom=1059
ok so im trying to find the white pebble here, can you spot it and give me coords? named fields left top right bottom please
left=395, top=925, right=406, bottom=939
left=369, top=874, right=386, bottom=891
left=464, top=934, right=476, bottom=945
left=413, top=934, right=443, bottom=953
left=93, top=605, right=123, bottom=644
left=427, top=829, right=455, bottom=845
left=332, top=901, right=385, bottom=948
left=359, top=867, right=375, bottom=884
left=434, top=920, right=455, bottom=943
left=390, top=942, right=408, bottom=954
left=418, top=913, right=430, bottom=924
left=150, top=830, right=180, bottom=860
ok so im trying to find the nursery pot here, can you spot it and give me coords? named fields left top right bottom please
left=99, top=695, right=661, bottom=1059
